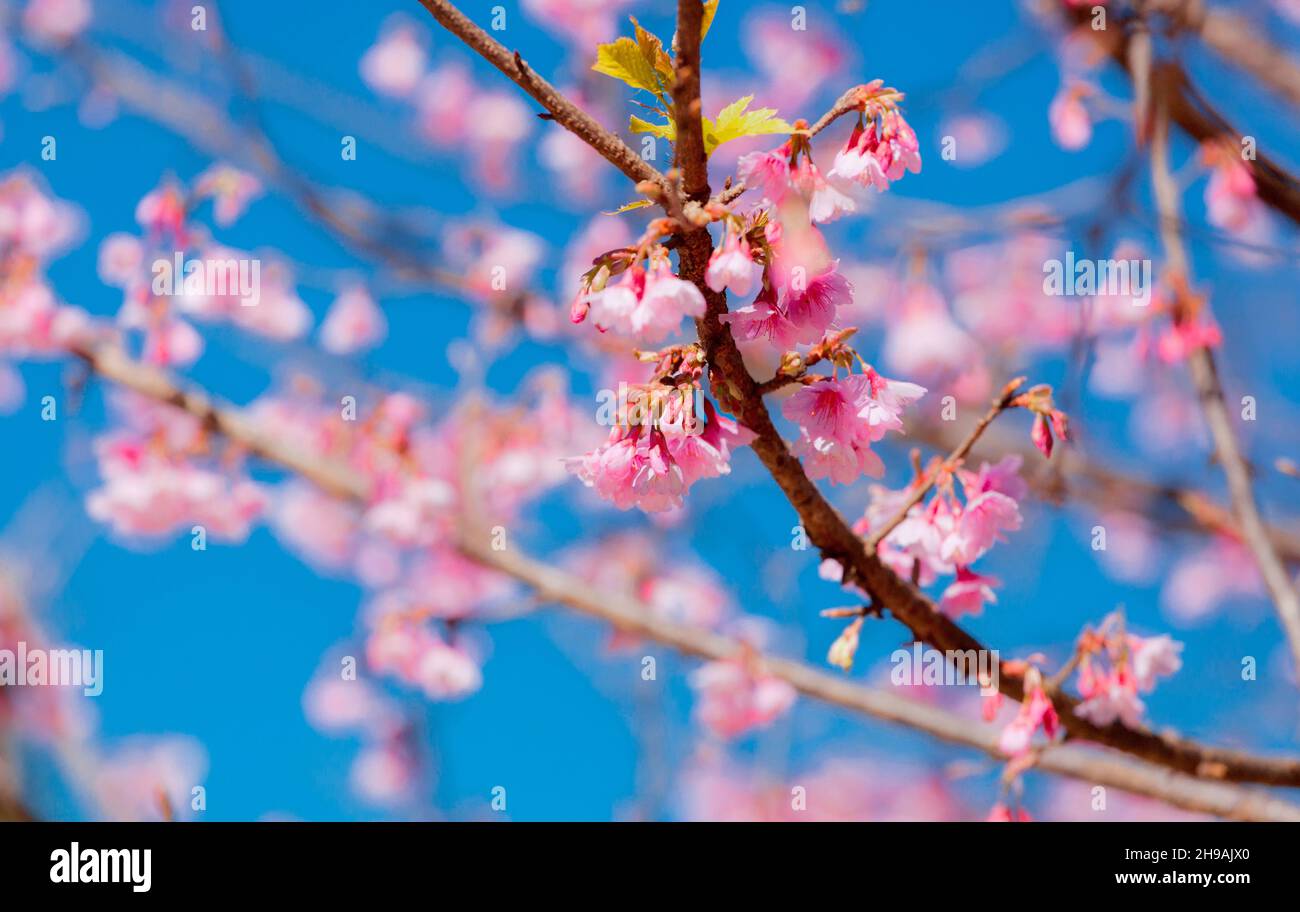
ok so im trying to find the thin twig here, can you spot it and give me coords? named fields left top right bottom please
left=866, top=380, right=1025, bottom=550
left=1147, top=59, right=1300, bottom=676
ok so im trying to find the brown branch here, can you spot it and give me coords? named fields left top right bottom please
left=592, top=0, right=1300, bottom=788
left=55, top=344, right=1300, bottom=818
left=1047, top=0, right=1300, bottom=228
left=416, top=0, right=664, bottom=190
left=1147, top=61, right=1300, bottom=676
left=672, top=0, right=711, bottom=203
left=1150, top=0, right=1300, bottom=111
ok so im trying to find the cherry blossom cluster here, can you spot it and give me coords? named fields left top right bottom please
left=566, top=343, right=753, bottom=513
left=0, top=172, right=91, bottom=399
left=303, top=671, right=424, bottom=806
left=837, top=453, right=1030, bottom=621
left=782, top=364, right=927, bottom=485
left=86, top=390, right=268, bottom=542
left=1072, top=611, right=1183, bottom=729
left=738, top=82, right=919, bottom=225
left=570, top=238, right=706, bottom=344
left=98, top=171, right=315, bottom=368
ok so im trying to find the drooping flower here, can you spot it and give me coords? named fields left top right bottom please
left=581, top=249, right=705, bottom=344
left=828, top=110, right=922, bottom=191
left=1048, top=82, right=1092, bottom=150
left=359, top=22, right=427, bottom=98
left=706, top=230, right=763, bottom=297
left=690, top=656, right=797, bottom=739
left=938, top=567, right=999, bottom=619
left=320, top=285, right=388, bottom=355
left=997, top=675, right=1059, bottom=757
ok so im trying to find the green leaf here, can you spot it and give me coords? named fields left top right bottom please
left=592, top=37, right=663, bottom=96
left=630, top=114, right=676, bottom=141
left=701, top=0, right=720, bottom=40
left=629, top=17, right=675, bottom=90
left=603, top=199, right=655, bottom=215
left=703, top=95, right=794, bottom=156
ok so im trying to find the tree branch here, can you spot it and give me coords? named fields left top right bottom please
left=416, top=0, right=664, bottom=189
left=1147, top=59, right=1300, bottom=676
left=56, top=343, right=1300, bottom=818
left=866, top=380, right=1023, bottom=550
left=672, top=0, right=711, bottom=202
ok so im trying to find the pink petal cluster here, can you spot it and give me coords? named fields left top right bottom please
left=582, top=255, right=706, bottom=344
left=22, top=0, right=92, bottom=47
left=85, top=433, right=268, bottom=541
left=723, top=260, right=854, bottom=348
left=705, top=231, right=763, bottom=298
left=359, top=21, right=427, bottom=98
left=1203, top=149, right=1266, bottom=236
left=828, top=111, right=922, bottom=191
left=690, top=656, right=797, bottom=739
left=1074, top=612, right=1183, bottom=729
left=737, top=146, right=856, bottom=224
left=193, top=164, right=263, bottom=227
left=320, top=285, right=388, bottom=355
left=567, top=401, right=752, bottom=513
left=1048, top=82, right=1092, bottom=150
left=782, top=369, right=925, bottom=485
left=998, top=683, right=1060, bottom=757
left=366, top=620, right=483, bottom=701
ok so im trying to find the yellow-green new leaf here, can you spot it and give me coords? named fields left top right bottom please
left=629, top=17, right=674, bottom=90
left=701, top=0, right=720, bottom=39
left=592, top=37, right=663, bottom=96
left=604, top=199, right=655, bottom=215
left=704, top=94, right=795, bottom=156
left=630, top=114, right=676, bottom=141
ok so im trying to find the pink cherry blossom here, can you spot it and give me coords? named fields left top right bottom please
left=365, top=620, right=483, bottom=701
left=938, top=567, right=999, bottom=619
left=737, top=145, right=793, bottom=204
left=828, top=110, right=922, bottom=192
left=359, top=22, right=427, bottom=98
left=350, top=740, right=418, bottom=805
left=940, top=490, right=1022, bottom=565
left=22, top=0, right=92, bottom=47
left=1049, top=82, right=1092, bottom=150
left=690, top=655, right=796, bottom=739
left=706, top=231, right=763, bottom=297
left=320, top=285, right=388, bottom=354
left=998, top=682, right=1059, bottom=757
left=583, top=252, right=705, bottom=344
left=86, top=433, right=268, bottom=541
left=97, top=233, right=144, bottom=287
left=193, top=164, right=263, bottom=226
left=303, top=675, right=398, bottom=736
